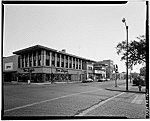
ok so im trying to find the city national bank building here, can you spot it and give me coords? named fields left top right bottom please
left=3, top=45, right=114, bottom=83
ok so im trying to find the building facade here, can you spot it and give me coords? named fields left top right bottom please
left=97, top=60, right=114, bottom=79
left=3, top=55, right=19, bottom=82
left=3, top=45, right=96, bottom=82
left=93, top=62, right=107, bottom=81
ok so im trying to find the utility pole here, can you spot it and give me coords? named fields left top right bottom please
left=122, top=18, right=129, bottom=91
left=114, top=64, right=118, bottom=87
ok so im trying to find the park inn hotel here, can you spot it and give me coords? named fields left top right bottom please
left=3, top=45, right=114, bottom=82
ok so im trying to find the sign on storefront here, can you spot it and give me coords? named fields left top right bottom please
left=94, top=70, right=105, bottom=74
left=5, top=62, right=13, bottom=71
left=56, top=68, right=68, bottom=73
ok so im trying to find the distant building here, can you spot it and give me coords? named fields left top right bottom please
left=97, top=60, right=114, bottom=79
left=93, top=62, right=107, bottom=81
left=3, top=55, right=19, bottom=82
left=3, top=45, right=116, bottom=83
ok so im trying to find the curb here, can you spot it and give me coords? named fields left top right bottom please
left=105, top=88, right=146, bottom=94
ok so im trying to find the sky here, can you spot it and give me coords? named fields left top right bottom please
left=3, top=2, right=146, bottom=73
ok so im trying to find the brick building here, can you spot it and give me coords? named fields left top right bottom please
left=96, top=60, right=114, bottom=79
left=3, top=55, right=19, bottom=82
left=3, top=45, right=96, bottom=82
left=3, top=45, right=116, bottom=83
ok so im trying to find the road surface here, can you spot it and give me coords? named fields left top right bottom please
left=3, top=80, right=146, bottom=118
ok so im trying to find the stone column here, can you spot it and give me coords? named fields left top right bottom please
left=68, top=56, right=70, bottom=68
left=72, top=57, right=73, bottom=69
left=41, top=50, right=44, bottom=66
left=55, top=53, right=57, bottom=67
left=81, top=60, right=82, bottom=70
left=49, top=52, right=52, bottom=67
left=78, top=59, right=79, bottom=69
left=59, top=54, right=61, bottom=67
left=20, top=56, right=22, bottom=68
left=36, top=51, right=38, bottom=66
left=64, top=55, right=66, bottom=68
left=28, top=53, right=30, bottom=67
left=43, top=50, right=46, bottom=66
left=75, top=58, right=76, bottom=69
left=32, top=52, right=34, bottom=67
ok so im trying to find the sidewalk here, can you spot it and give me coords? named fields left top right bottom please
left=105, top=83, right=146, bottom=94
left=10, top=80, right=81, bottom=85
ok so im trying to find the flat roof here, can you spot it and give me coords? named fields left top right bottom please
left=13, top=44, right=96, bottom=62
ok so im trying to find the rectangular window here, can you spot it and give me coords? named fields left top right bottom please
left=29, top=53, right=32, bottom=67
left=61, top=62, right=64, bottom=67
left=22, top=55, right=24, bottom=67
left=46, top=51, right=50, bottom=66
left=18, top=56, right=20, bottom=68
left=88, top=66, right=92, bottom=70
left=79, top=65, right=81, bottom=69
left=25, top=55, right=28, bottom=67
left=46, top=60, right=50, bottom=66
left=70, top=57, right=72, bottom=68
left=33, top=52, right=36, bottom=66
left=66, top=63, right=68, bottom=68
left=38, top=51, right=41, bottom=66
left=76, top=59, right=78, bottom=69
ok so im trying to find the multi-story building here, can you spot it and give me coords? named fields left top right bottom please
left=3, top=55, right=19, bottom=82
left=3, top=45, right=96, bottom=82
left=97, top=60, right=114, bottom=79
left=93, top=62, right=107, bottom=81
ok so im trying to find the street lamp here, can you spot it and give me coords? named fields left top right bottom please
left=122, top=18, right=129, bottom=91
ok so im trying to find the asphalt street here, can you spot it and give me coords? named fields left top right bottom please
left=3, top=80, right=146, bottom=118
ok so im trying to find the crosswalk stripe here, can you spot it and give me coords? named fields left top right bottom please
left=131, top=94, right=145, bottom=104
left=131, top=95, right=139, bottom=104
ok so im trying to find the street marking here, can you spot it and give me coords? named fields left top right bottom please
left=131, top=95, right=139, bottom=104
left=4, top=88, right=104, bottom=113
left=131, top=94, right=145, bottom=104
left=75, top=92, right=125, bottom=116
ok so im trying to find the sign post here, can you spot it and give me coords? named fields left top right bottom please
left=23, top=67, right=34, bottom=84
left=114, top=64, right=118, bottom=87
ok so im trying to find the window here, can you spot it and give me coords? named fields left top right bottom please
left=88, top=66, right=92, bottom=70
left=46, top=51, right=50, bottom=66
left=76, top=59, right=78, bottom=69
left=29, top=53, right=32, bottom=67
left=61, top=55, right=64, bottom=67
left=22, top=55, right=24, bottom=67
left=33, top=52, right=36, bottom=66
left=25, top=54, right=28, bottom=67
left=69, top=57, right=72, bottom=68
left=65, top=56, right=68, bottom=68
left=38, top=51, right=41, bottom=66
left=18, top=56, right=20, bottom=68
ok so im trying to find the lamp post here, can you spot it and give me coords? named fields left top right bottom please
left=122, top=18, right=129, bottom=91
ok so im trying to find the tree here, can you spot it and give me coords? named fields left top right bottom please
left=140, top=66, right=146, bottom=76
left=116, top=35, right=146, bottom=68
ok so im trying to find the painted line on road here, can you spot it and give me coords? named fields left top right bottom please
left=75, top=92, right=125, bottom=116
left=4, top=88, right=104, bottom=113
left=131, top=94, right=145, bottom=104
left=131, top=95, right=139, bottom=104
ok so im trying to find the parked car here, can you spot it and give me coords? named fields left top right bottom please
left=132, top=76, right=145, bottom=86
left=98, top=78, right=105, bottom=82
left=82, top=78, right=93, bottom=83
left=106, top=78, right=110, bottom=81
